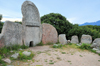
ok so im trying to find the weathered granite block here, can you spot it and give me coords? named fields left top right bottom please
left=1, top=21, right=22, bottom=46
left=42, top=23, right=58, bottom=44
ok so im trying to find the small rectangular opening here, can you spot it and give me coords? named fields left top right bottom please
left=29, top=41, right=33, bottom=47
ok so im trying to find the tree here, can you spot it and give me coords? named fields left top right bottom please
left=0, top=14, right=2, bottom=22
left=68, top=26, right=100, bottom=41
left=41, top=13, right=73, bottom=38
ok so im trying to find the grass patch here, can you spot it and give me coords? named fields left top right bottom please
left=61, top=52, right=66, bottom=54
left=53, top=44, right=63, bottom=48
left=0, top=44, right=28, bottom=58
left=18, top=51, right=34, bottom=60
left=68, top=60, right=71, bottom=62
left=37, top=51, right=42, bottom=54
left=49, top=60, right=54, bottom=64
left=46, top=53, right=51, bottom=56
left=71, top=53, right=73, bottom=55
left=78, top=43, right=91, bottom=50
left=46, top=42, right=53, bottom=45
left=79, top=55, right=83, bottom=57
left=11, top=50, right=35, bottom=61
left=36, top=65, right=43, bottom=66
left=0, top=55, right=6, bottom=66
left=32, top=59, right=35, bottom=62
left=98, top=60, right=100, bottom=62
left=44, top=59, right=47, bottom=62
left=57, top=57, right=61, bottom=60
left=78, top=43, right=100, bottom=56
left=49, top=62, right=54, bottom=64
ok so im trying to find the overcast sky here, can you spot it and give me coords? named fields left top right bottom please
left=0, top=0, right=100, bottom=24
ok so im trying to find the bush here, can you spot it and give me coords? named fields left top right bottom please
left=78, top=43, right=91, bottom=50
left=41, top=13, right=73, bottom=36
left=68, top=26, right=100, bottom=41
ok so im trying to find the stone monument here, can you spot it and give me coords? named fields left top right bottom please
left=1, top=21, right=22, bottom=46
left=71, top=35, right=79, bottom=44
left=21, top=1, right=42, bottom=46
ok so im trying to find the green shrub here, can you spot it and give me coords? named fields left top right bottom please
left=79, top=43, right=100, bottom=56
left=78, top=43, right=92, bottom=50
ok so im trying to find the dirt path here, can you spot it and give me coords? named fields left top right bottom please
left=11, top=46, right=100, bottom=66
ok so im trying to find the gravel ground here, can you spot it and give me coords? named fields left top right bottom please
left=11, top=46, right=100, bottom=66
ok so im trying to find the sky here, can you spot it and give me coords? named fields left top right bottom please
left=0, top=0, right=100, bottom=24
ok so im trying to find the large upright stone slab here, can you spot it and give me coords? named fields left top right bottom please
left=1, top=21, right=22, bottom=46
left=81, top=35, right=92, bottom=44
left=71, top=35, right=79, bottom=44
left=21, top=1, right=42, bottom=46
left=59, top=34, right=67, bottom=45
left=91, top=38, right=100, bottom=48
left=42, top=23, right=58, bottom=44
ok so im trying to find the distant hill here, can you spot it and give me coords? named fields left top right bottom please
left=80, top=20, right=100, bottom=26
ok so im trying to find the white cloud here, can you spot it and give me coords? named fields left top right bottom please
left=67, top=17, right=79, bottom=24
left=1, top=18, right=22, bottom=22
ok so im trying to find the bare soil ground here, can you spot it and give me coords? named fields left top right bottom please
left=10, top=45, right=100, bottom=66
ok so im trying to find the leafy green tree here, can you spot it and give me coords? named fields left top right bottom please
left=0, top=22, right=4, bottom=33
left=0, top=14, right=2, bottom=22
left=68, top=26, right=100, bottom=42
left=15, top=21, right=22, bottom=24
left=41, top=13, right=73, bottom=38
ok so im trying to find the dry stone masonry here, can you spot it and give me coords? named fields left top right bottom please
left=42, top=23, right=58, bottom=44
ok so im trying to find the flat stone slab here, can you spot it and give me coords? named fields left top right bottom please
left=59, top=34, right=67, bottom=45
left=11, top=53, right=19, bottom=59
left=22, top=51, right=31, bottom=56
left=2, top=58, right=11, bottom=64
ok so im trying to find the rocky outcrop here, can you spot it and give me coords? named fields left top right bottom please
left=59, top=34, right=67, bottom=45
left=81, top=35, right=92, bottom=44
left=71, top=35, right=79, bottom=44
left=42, top=23, right=58, bottom=44
left=67, top=40, right=71, bottom=43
